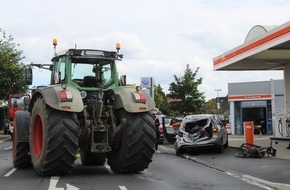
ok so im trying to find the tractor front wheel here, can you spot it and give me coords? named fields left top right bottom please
left=12, top=111, right=31, bottom=168
left=30, top=97, right=78, bottom=176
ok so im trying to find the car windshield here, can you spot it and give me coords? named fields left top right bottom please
left=156, top=116, right=170, bottom=124
left=71, top=62, right=112, bottom=86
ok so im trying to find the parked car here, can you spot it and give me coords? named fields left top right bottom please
left=155, top=114, right=175, bottom=144
left=3, top=118, right=11, bottom=135
left=174, top=114, right=228, bottom=154
left=155, top=114, right=165, bottom=144
left=169, top=117, right=183, bottom=135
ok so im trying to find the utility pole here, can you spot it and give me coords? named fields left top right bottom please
left=214, top=89, right=221, bottom=115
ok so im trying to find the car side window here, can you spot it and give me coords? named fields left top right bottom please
left=215, top=117, right=224, bottom=127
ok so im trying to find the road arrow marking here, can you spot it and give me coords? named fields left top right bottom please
left=66, top=183, right=79, bottom=190
left=119, top=186, right=127, bottom=190
left=48, top=177, right=64, bottom=190
left=48, top=176, right=79, bottom=190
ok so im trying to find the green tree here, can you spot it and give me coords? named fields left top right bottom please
left=154, top=84, right=170, bottom=115
left=168, top=64, right=205, bottom=115
left=0, top=29, right=26, bottom=100
left=203, top=98, right=218, bottom=114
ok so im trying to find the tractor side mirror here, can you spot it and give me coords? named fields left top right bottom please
left=25, top=67, right=33, bottom=85
left=119, top=75, right=126, bottom=86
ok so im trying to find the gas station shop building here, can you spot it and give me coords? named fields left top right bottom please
left=227, top=79, right=284, bottom=136
left=213, top=21, right=290, bottom=138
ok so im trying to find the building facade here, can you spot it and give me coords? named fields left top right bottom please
left=228, top=79, right=284, bottom=137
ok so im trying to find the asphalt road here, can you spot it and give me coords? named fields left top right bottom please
left=0, top=136, right=277, bottom=190
left=183, top=147, right=290, bottom=184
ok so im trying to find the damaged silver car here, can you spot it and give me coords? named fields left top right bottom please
left=174, top=114, right=228, bottom=155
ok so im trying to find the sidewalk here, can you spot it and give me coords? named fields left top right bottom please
left=228, top=135, right=290, bottom=160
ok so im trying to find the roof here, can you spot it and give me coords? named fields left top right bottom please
left=213, top=21, right=290, bottom=71
left=51, top=49, right=122, bottom=61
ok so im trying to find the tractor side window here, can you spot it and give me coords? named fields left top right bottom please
left=53, top=58, right=66, bottom=84
left=59, top=60, right=65, bottom=81
left=102, top=65, right=112, bottom=83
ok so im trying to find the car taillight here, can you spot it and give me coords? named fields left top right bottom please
left=159, top=125, right=163, bottom=132
left=212, top=127, right=219, bottom=133
left=59, top=90, right=73, bottom=102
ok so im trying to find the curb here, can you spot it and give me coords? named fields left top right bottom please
left=159, top=145, right=290, bottom=190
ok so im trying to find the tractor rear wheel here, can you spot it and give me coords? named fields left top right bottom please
left=30, top=97, right=78, bottom=176
left=108, top=109, right=155, bottom=173
left=12, top=111, right=31, bottom=168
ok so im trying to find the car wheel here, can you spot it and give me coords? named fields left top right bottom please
left=223, top=136, right=229, bottom=148
left=216, top=138, right=224, bottom=153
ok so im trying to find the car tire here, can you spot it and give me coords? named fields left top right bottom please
left=223, top=136, right=229, bottom=148
left=216, top=138, right=224, bottom=153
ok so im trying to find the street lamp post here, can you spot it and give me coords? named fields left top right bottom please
left=220, top=100, right=224, bottom=119
left=214, top=89, right=221, bottom=115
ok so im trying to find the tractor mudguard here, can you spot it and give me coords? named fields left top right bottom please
left=113, top=87, right=155, bottom=113
left=29, top=85, right=83, bottom=113
left=14, top=111, right=30, bottom=142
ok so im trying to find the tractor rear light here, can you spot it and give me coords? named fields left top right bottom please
left=132, top=92, right=146, bottom=103
left=59, top=90, right=73, bottom=102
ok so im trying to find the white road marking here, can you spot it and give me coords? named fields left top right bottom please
left=4, top=168, right=16, bottom=177
left=48, top=176, right=64, bottom=190
left=104, top=164, right=114, bottom=174
left=119, top=186, right=127, bottom=190
left=48, top=176, right=79, bottom=190
left=226, top=172, right=274, bottom=190
left=66, top=183, right=79, bottom=190
left=4, top=146, right=12, bottom=150
left=0, top=137, right=11, bottom=143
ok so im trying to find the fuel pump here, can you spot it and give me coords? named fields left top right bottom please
left=286, top=117, right=290, bottom=137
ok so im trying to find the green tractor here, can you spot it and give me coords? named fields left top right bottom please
left=12, top=40, right=156, bottom=176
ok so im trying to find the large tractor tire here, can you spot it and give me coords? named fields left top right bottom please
left=107, top=109, right=155, bottom=173
left=13, top=111, right=32, bottom=168
left=29, top=97, right=78, bottom=176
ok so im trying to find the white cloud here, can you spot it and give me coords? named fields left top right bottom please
left=1, top=0, right=288, bottom=100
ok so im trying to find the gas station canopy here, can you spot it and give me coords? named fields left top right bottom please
left=213, top=21, right=290, bottom=71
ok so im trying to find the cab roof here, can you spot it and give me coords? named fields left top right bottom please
left=51, top=49, right=122, bottom=62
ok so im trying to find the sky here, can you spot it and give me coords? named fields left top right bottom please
left=1, top=0, right=289, bottom=100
